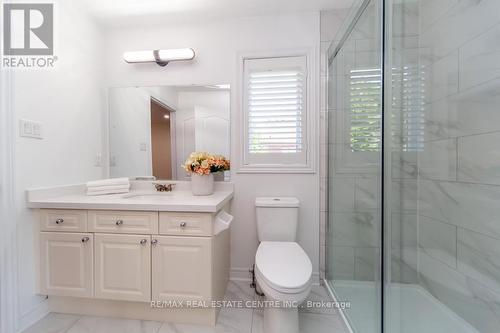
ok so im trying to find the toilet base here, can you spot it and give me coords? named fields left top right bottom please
left=263, top=306, right=299, bottom=333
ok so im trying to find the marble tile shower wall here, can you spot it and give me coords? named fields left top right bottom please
left=414, top=0, right=500, bottom=331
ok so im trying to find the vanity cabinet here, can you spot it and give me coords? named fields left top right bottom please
left=29, top=182, right=233, bottom=326
left=36, top=208, right=230, bottom=321
left=94, top=234, right=151, bottom=302
left=39, top=232, right=94, bottom=298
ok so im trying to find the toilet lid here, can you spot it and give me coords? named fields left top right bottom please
left=255, top=242, right=312, bottom=293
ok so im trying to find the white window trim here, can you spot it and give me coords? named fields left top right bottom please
left=236, top=48, right=318, bottom=174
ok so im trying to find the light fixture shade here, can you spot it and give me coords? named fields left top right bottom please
left=157, top=48, right=195, bottom=61
left=123, top=48, right=195, bottom=65
left=122, top=50, right=156, bottom=63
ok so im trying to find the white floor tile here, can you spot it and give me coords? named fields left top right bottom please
left=158, top=308, right=253, bottom=333
left=66, top=315, right=162, bottom=333
left=21, top=313, right=81, bottom=333
left=224, top=280, right=256, bottom=302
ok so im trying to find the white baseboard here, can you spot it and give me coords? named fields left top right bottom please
left=230, top=267, right=320, bottom=285
left=17, top=298, right=50, bottom=333
left=229, top=267, right=252, bottom=281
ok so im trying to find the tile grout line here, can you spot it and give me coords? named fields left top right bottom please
left=63, top=315, right=83, bottom=333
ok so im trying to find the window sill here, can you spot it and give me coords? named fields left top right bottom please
left=236, top=165, right=316, bottom=174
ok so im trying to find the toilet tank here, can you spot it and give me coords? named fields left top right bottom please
left=255, top=197, right=299, bottom=242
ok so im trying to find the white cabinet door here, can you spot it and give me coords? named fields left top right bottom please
left=152, top=236, right=212, bottom=301
left=94, top=234, right=151, bottom=302
left=40, top=232, right=93, bottom=298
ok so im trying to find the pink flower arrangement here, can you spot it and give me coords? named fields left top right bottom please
left=182, top=152, right=230, bottom=175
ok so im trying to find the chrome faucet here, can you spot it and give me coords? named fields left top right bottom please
left=153, top=183, right=175, bottom=192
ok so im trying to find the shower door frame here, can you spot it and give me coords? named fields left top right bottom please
left=325, top=0, right=388, bottom=332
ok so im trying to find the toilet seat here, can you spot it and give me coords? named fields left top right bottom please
left=255, top=241, right=312, bottom=294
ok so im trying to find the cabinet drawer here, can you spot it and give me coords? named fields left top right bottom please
left=88, top=211, right=158, bottom=234
left=159, top=212, right=212, bottom=236
left=40, top=209, right=87, bottom=232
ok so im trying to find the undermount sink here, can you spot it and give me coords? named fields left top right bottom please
left=121, top=192, right=173, bottom=199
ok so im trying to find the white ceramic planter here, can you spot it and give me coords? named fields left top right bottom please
left=191, top=173, right=214, bottom=196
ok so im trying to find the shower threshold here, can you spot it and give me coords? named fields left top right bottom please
left=325, top=280, right=478, bottom=333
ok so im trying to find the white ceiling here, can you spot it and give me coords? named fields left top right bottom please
left=78, top=0, right=354, bottom=26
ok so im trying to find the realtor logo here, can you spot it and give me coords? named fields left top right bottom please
left=3, top=3, right=53, bottom=56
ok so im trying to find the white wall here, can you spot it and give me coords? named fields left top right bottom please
left=12, top=1, right=105, bottom=330
left=103, top=12, right=321, bottom=280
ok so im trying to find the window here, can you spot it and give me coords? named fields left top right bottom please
left=348, top=65, right=425, bottom=153
left=349, top=68, right=382, bottom=152
left=242, top=56, right=310, bottom=170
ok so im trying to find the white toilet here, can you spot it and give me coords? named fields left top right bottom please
left=254, top=197, right=312, bottom=333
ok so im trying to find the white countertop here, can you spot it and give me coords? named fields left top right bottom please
left=27, top=181, right=234, bottom=213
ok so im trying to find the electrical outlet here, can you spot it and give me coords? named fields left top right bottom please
left=19, top=119, right=43, bottom=139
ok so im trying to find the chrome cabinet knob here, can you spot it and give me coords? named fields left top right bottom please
left=140, top=239, right=148, bottom=245
left=56, top=219, right=64, bottom=224
left=81, top=237, right=90, bottom=243
left=116, top=220, right=124, bottom=226
left=151, top=239, right=158, bottom=246
left=180, top=222, right=187, bottom=228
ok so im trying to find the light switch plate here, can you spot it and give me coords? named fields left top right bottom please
left=19, top=119, right=43, bottom=139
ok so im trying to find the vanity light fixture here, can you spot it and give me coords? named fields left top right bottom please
left=123, top=48, right=195, bottom=67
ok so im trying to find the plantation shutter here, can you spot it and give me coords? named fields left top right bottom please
left=243, top=56, right=308, bottom=165
left=349, top=68, right=382, bottom=152
left=349, top=65, right=425, bottom=153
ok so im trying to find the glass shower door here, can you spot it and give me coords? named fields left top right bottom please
left=326, top=1, right=383, bottom=332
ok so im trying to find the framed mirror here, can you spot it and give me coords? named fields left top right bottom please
left=108, top=85, right=230, bottom=180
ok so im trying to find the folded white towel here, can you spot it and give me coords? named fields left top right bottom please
left=86, top=177, right=130, bottom=188
left=86, top=184, right=130, bottom=193
left=86, top=186, right=130, bottom=196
